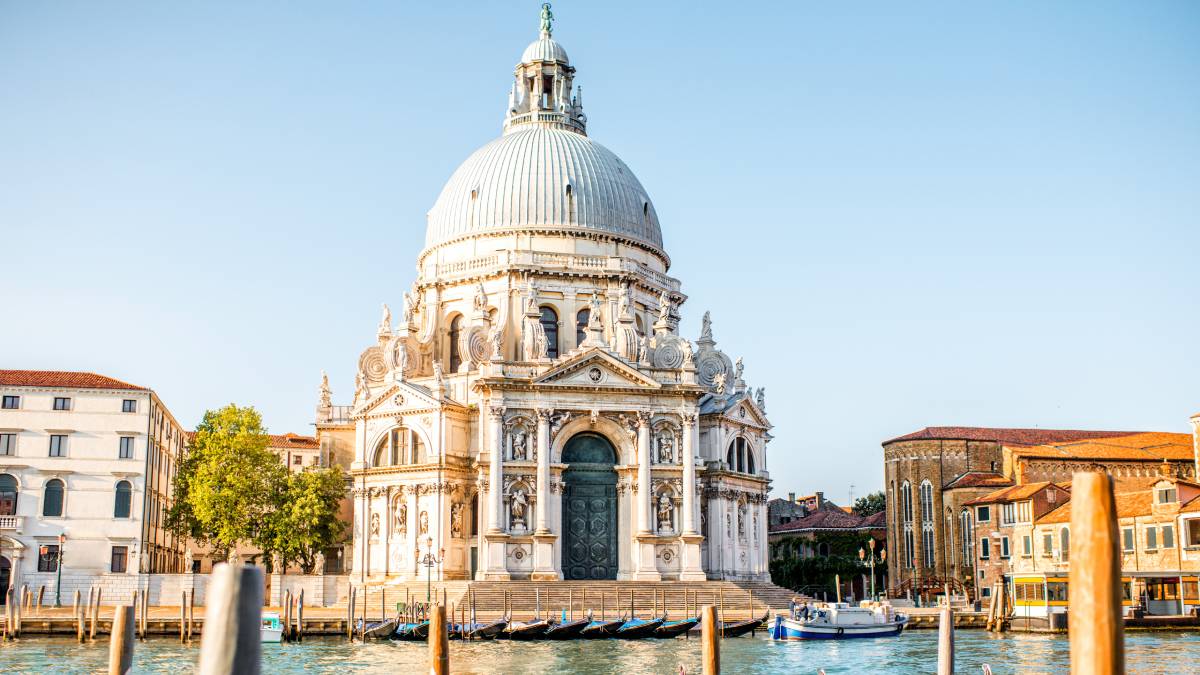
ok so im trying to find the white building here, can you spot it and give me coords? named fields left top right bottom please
left=0, top=370, right=187, bottom=603
left=324, top=10, right=773, bottom=584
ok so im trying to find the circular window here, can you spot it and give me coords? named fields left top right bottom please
left=588, top=367, right=603, bottom=383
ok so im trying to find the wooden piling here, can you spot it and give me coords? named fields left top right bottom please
left=91, top=587, right=101, bottom=641
left=297, top=589, right=304, bottom=642
left=74, top=589, right=83, bottom=642
left=701, top=605, right=719, bottom=675
left=3, top=587, right=11, bottom=641
left=181, top=591, right=187, bottom=643
left=108, top=605, right=135, bottom=675
left=13, top=585, right=21, bottom=636
left=36, top=585, right=44, bottom=614
left=189, top=589, right=195, bottom=642
left=197, top=564, right=264, bottom=675
left=283, top=590, right=291, bottom=642
left=1069, top=471, right=1124, bottom=675
left=359, top=586, right=366, bottom=640
left=937, top=606, right=954, bottom=675
left=719, top=589, right=724, bottom=637
left=429, top=604, right=449, bottom=675
left=141, top=591, right=148, bottom=640
left=346, top=587, right=354, bottom=640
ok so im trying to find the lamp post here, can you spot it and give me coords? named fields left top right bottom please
left=419, top=536, right=445, bottom=605
left=858, top=539, right=882, bottom=601
left=54, top=532, right=66, bottom=607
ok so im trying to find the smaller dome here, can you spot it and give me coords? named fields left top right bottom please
left=521, top=37, right=568, bottom=64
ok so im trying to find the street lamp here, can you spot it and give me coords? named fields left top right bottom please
left=54, top=532, right=66, bottom=607
left=419, top=536, right=445, bottom=605
left=858, top=538, right=882, bottom=601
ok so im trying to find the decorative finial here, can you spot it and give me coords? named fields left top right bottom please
left=539, top=2, right=554, bottom=37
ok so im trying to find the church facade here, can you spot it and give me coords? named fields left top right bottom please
left=320, top=12, right=773, bottom=583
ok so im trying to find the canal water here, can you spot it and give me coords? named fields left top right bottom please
left=1, top=630, right=1198, bottom=673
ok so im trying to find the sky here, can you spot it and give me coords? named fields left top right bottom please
left=2, top=1, right=1198, bottom=502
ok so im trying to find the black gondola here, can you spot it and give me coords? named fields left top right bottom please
left=543, top=617, right=589, bottom=640
left=504, top=618, right=551, bottom=640
left=580, top=618, right=624, bottom=639
left=361, top=617, right=397, bottom=640
left=719, top=613, right=769, bottom=638
left=653, top=617, right=699, bottom=638
left=392, top=620, right=430, bottom=641
left=614, top=616, right=665, bottom=639
left=465, top=618, right=509, bottom=640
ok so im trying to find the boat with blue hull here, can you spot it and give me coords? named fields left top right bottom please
left=771, top=602, right=907, bottom=641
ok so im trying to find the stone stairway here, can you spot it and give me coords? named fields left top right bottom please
left=340, top=579, right=804, bottom=623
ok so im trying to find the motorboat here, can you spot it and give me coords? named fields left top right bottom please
left=261, top=612, right=283, bottom=643
left=770, top=602, right=907, bottom=640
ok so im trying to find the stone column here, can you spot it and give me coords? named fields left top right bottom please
left=488, top=406, right=505, bottom=533
left=637, top=411, right=652, bottom=534
left=535, top=409, right=552, bottom=534
left=532, top=408, right=558, bottom=579
left=681, top=414, right=698, bottom=535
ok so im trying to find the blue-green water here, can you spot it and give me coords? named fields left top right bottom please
left=1, top=631, right=1198, bottom=674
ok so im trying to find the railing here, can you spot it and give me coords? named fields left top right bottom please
left=0, top=515, right=21, bottom=530
left=503, top=110, right=586, bottom=134
left=319, top=405, right=354, bottom=424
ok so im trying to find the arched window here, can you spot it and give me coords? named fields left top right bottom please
left=373, top=428, right=425, bottom=467
left=901, top=481, right=912, bottom=524
left=0, top=474, right=17, bottom=516
left=901, top=480, right=913, bottom=569
left=539, top=306, right=559, bottom=359
left=919, top=481, right=934, bottom=522
left=919, top=480, right=935, bottom=567
left=448, top=315, right=463, bottom=372
left=960, top=509, right=974, bottom=568
left=726, top=438, right=753, bottom=474
left=114, top=480, right=132, bottom=518
left=575, top=309, right=589, bottom=348
left=817, top=542, right=830, bottom=557
left=43, top=478, right=64, bottom=517
left=634, top=315, right=644, bottom=339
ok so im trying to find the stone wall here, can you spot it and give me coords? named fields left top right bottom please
left=10, top=572, right=355, bottom=607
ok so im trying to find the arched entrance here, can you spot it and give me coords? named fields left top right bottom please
left=561, top=433, right=618, bottom=580
left=0, top=557, right=9, bottom=606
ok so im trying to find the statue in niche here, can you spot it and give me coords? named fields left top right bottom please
left=510, top=489, right=528, bottom=530
left=419, top=510, right=429, bottom=536
left=656, top=433, right=674, bottom=464
left=657, top=493, right=674, bottom=533
left=725, top=512, right=732, bottom=539
left=511, top=428, right=528, bottom=461
left=752, top=512, right=759, bottom=542
left=370, top=512, right=380, bottom=537
left=738, top=504, right=747, bottom=539
left=451, top=503, right=463, bottom=537
left=394, top=501, right=407, bottom=535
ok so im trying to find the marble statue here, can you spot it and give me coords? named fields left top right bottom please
left=419, top=510, right=429, bottom=536
left=451, top=503, right=464, bottom=537
left=700, top=311, right=712, bottom=341
left=657, top=493, right=673, bottom=532
left=511, top=429, right=528, bottom=461
left=511, top=489, right=527, bottom=529
left=656, top=433, right=674, bottom=464
left=370, top=512, right=380, bottom=537
left=395, top=501, right=407, bottom=534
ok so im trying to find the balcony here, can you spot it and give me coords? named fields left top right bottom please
left=0, top=514, right=21, bottom=530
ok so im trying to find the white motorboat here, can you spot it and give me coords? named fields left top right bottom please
left=261, top=611, right=284, bottom=643
left=771, top=601, right=907, bottom=640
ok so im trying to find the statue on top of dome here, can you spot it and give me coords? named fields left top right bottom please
left=539, top=3, right=554, bottom=36
left=378, top=303, right=392, bottom=336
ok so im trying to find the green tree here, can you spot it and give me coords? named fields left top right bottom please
left=852, top=491, right=886, bottom=517
left=263, top=466, right=348, bottom=574
left=166, top=404, right=287, bottom=561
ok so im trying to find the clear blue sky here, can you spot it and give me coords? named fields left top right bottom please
left=2, top=1, right=1197, bottom=502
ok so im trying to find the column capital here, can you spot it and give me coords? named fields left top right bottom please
left=636, top=410, right=653, bottom=426
left=535, top=407, right=554, bottom=421
left=681, top=412, right=697, bottom=425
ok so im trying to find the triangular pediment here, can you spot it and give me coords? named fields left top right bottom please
left=357, top=380, right=448, bottom=416
left=715, top=394, right=771, bottom=429
left=533, top=348, right=661, bottom=389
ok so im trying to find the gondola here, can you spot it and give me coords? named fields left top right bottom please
left=580, top=617, right=624, bottom=639
left=614, top=616, right=665, bottom=639
left=461, top=618, right=509, bottom=640
left=653, top=617, right=699, bottom=639
left=543, top=617, right=589, bottom=640
left=391, top=620, right=430, bottom=641
left=504, top=618, right=551, bottom=640
left=361, top=617, right=398, bottom=640
left=719, top=613, right=769, bottom=638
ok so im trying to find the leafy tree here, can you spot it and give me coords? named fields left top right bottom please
left=263, top=466, right=348, bottom=574
left=769, top=531, right=882, bottom=598
left=166, top=404, right=287, bottom=561
left=852, top=491, right=886, bottom=517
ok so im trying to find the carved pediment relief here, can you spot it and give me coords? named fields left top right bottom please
left=533, top=349, right=660, bottom=389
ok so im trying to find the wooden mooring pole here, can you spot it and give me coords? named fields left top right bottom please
left=197, top=564, right=263, bottom=675
left=429, top=604, right=449, bottom=675
left=108, top=605, right=135, bottom=675
left=283, top=590, right=291, bottom=642
left=74, top=589, right=83, bottom=642
left=180, top=591, right=187, bottom=643
left=189, top=589, right=196, bottom=642
left=701, top=605, right=720, bottom=675
left=297, top=589, right=304, bottom=642
left=937, top=605, right=955, bottom=675
left=1069, top=471, right=1124, bottom=675
left=91, top=587, right=101, bottom=641
left=36, top=585, right=45, bottom=614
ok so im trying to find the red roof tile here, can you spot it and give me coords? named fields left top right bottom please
left=0, top=369, right=147, bottom=391
left=884, top=427, right=1143, bottom=447
left=268, top=433, right=318, bottom=449
left=945, top=472, right=1014, bottom=489
left=769, top=508, right=886, bottom=534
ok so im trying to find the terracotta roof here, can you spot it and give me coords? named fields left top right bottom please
left=945, top=472, right=1014, bottom=490
left=1036, top=477, right=1182, bottom=524
left=268, top=433, right=318, bottom=449
left=0, top=370, right=147, bottom=391
left=964, top=481, right=1066, bottom=506
left=885, top=427, right=1143, bottom=447
left=1010, top=432, right=1194, bottom=462
left=769, top=508, right=886, bottom=534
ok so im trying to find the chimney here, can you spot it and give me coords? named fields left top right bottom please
left=788, top=492, right=796, bottom=504
left=1192, top=413, right=1200, bottom=480
left=816, top=491, right=824, bottom=507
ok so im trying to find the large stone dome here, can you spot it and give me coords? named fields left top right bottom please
left=424, top=125, right=663, bottom=253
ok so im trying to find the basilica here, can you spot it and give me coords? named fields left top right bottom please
left=318, top=10, right=773, bottom=583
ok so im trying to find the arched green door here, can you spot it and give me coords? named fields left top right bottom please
left=561, top=433, right=618, bottom=580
